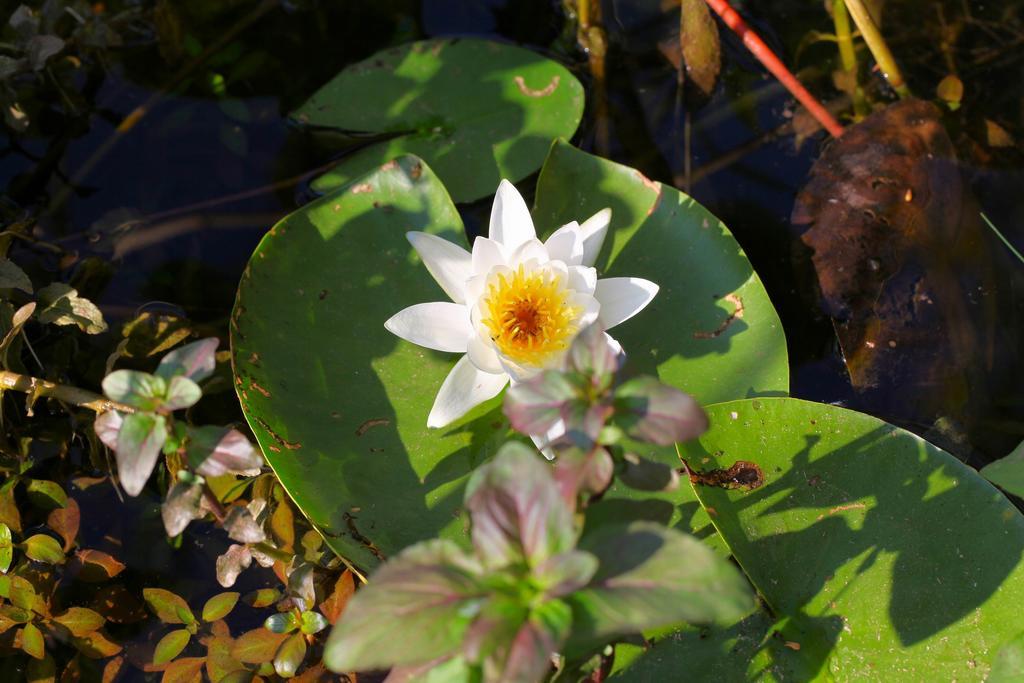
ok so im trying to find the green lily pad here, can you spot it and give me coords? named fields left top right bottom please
left=233, top=156, right=505, bottom=569
left=532, top=140, right=788, bottom=402
left=294, top=38, right=584, bottom=203
left=626, top=397, right=1024, bottom=681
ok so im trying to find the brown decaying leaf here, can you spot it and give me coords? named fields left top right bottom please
left=47, top=498, right=80, bottom=552
left=91, top=584, right=148, bottom=624
left=679, top=0, right=720, bottom=97
left=791, top=98, right=1018, bottom=444
left=71, top=549, right=126, bottom=582
left=319, top=569, right=356, bottom=625
left=160, top=656, right=205, bottom=683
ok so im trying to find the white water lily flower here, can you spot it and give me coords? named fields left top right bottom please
left=385, top=180, right=659, bottom=430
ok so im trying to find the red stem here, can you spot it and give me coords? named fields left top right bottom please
left=704, top=0, right=845, bottom=138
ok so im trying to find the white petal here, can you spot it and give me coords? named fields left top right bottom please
left=465, top=274, right=488, bottom=306
left=406, top=232, right=472, bottom=304
left=594, top=277, right=659, bottom=329
left=384, top=302, right=471, bottom=352
left=427, top=356, right=509, bottom=428
left=544, top=222, right=583, bottom=265
left=489, top=180, right=536, bottom=252
left=467, top=335, right=504, bottom=374
left=530, top=426, right=562, bottom=461
left=509, top=238, right=549, bottom=267
left=580, top=208, right=611, bottom=268
left=471, top=236, right=508, bottom=277
left=571, top=292, right=601, bottom=329
left=567, top=265, right=597, bottom=294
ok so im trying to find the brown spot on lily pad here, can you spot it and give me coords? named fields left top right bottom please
left=686, top=460, right=764, bottom=491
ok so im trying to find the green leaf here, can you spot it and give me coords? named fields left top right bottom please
left=101, top=370, right=166, bottom=410
left=981, top=440, right=1024, bottom=498
left=232, top=155, right=508, bottom=568
left=499, top=599, right=572, bottom=683
left=295, top=38, right=583, bottom=203
left=324, top=539, right=485, bottom=673
left=22, top=533, right=64, bottom=565
left=0, top=523, right=11, bottom=573
left=143, top=588, right=195, bottom=625
left=682, top=397, right=1024, bottom=680
left=162, top=376, right=202, bottom=411
left=25, top=479, right=67, bottom=510
left=36, top=283, right=107, bottom=334
left=113, top=413, right=168, bottom=497
left=264, top=613, right=298, bottom=634
left=156, top=337, right=219, bottom=381
left=0, top=259, right=32, bottom=293
left=20, top=621, right=44, bottom=659
left=153, top=628, right=191, bottom=665
left=990, top=631, right=1024, bottom=682
left=299, top=610, right=328, bottom=635
left=532, top=140, right=788, bottom=404
left=274, top=632, right=307, bottom=678
left=52, top=607, right=104, bottom=637
left=566, top=522, right=753, bottom=654
left=465, top=441, right=574, bottom=570
left=202, top=592, right=239, bottom=623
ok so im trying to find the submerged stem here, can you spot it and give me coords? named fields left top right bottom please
left=832, top=0, right=868, bottom=118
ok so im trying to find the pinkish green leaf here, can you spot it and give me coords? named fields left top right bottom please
left=113, top=413, right=167, bottom=497
left=613, top=377, right=708, bottom=445
left=323, top=539, right=484, bottom=673
left=187, top=426, right=262, bottom=477
left=157, top=338, right=219, bottom=382
left=464, top=442, right=574, bottom=570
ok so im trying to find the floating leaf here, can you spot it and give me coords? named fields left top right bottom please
left=53, top=607, right=105, bottom=637
left=91, top=584, right=146, bottom=623
left=295, top=38, right=584, bottom=203
left=981, top=441, right=1024, bottom=498
left=244, top=587, right=282, bottom=609
left=153, top=629, right=191, bottom=665
left=160, top=657, right=205, bottom=683
left=202, top=592, right=239, bottom=623
left=22, top=533, right=65, bottom=565
left=36, top=283, right=107, bottom=334
left=143, top=588, right=195, bottom=626
left=319, top=571, right=354, bottom=625
left=113, top=413, right=168, bottom=497
left=25, top=480, right=66, bottom=510
left=72, top=549, right=126, bottom=582
left=71, top=629, right=122, bottom=658
left=680, top=397, right=1024, bottom=679
left=46, top=498, right=79, bottom=552
left=274, top=632, right=307, bottom=678
left=156, top=337, right=219, bottom=382
left=0, top=478, right=22, bottom=533
left=679, top=0, right=721, bottom=97
left=0, top=259, right=32, bottom=293
left=232, top=628, right=290, bottom=664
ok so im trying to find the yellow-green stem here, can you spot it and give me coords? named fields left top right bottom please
left=832, top=0, right=868, bottom=118
left=844, top=0, right=910, bottom=98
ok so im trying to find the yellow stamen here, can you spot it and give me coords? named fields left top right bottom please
left=481, top=264, right=582, bottom=366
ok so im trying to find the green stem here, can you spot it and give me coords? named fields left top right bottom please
left=0, top=370, right=133, bottom=414
left=844, top=0, right=910, bottom=98
left=981, top=212, right=1024, bottom=266
left=832, top=0, right=868, bottom=117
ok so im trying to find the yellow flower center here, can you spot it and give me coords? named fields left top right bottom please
left=481, top=264, right=582, bottom=367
